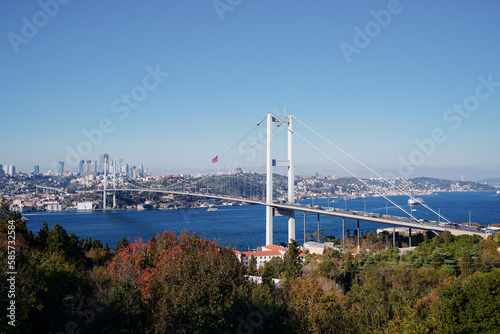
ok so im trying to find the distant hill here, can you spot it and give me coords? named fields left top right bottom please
left=410, top=177, right=496, bottom=191
left=480, top=178, right=500, bottom=187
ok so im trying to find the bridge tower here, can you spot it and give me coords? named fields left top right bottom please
left=266, top=113, right=295, bottom=245
left=112, top=159, right=117, bottom=209
left=103, top=155, right=108, bottom=210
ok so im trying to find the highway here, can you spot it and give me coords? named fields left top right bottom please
left=271, top=202, right=494, bottom=238
left=106, top=188, right=494, bottom=238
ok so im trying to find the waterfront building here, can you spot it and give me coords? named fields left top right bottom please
left=77, top=202, right=93, bottom=210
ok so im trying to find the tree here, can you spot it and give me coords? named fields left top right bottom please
left=428, top=271, right=500, bottom=333
left=313, top=230, right=323, bottom=242
left=283, top=239, right=301, bottom=280
left=247, top=255, right=257, bottom=276
left=115, top=235, right=130, bottom=251
left=0, top=197, right=27, bottom=239
left=458, top=250, right=473, bottom=276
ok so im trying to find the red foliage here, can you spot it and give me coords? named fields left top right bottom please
left=102, top=230, right=240, bottom=304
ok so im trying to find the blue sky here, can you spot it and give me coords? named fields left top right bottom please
left=1, top=0, right=499, bottom=180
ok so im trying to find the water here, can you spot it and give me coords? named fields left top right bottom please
left=23, top=191, right=500, bottom=250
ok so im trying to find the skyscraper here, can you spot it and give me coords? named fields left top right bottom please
left=99, top=153, right=109, bottom=174
left=91, top=160, right=98, bottom=173
left=121, top=164, right=129, bottom=176
left=34, top=165, right=39, bottom=175
left=79, top=160, right=84, bottom=174
left=57, top=161, right=64, bottom=176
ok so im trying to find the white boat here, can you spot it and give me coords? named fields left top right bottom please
left=408, top=197, right=424, bottom=205
left=207, top=207, right=218, bottom=212
left=497, top=190, right=500, bottom=195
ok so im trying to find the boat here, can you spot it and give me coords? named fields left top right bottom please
left=207, top=207, right=218, bottom=212
left=497, top=190, right=500, bottom=195
left=408, top=197, right=425, bottom=205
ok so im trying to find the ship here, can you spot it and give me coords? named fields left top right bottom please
left=207, top=206, right=218, bottom=212
left=408, top=197, right=425, bottom=205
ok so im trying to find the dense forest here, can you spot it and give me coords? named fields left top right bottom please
left=1, top=199, right=500, bottom=333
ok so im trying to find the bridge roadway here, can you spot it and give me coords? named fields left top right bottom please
left=35, top=185, right=66, bottom=192
left=107, top=188, right=491, bottom=238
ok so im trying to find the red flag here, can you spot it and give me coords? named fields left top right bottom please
left=212, top=155, right=218, bottom=164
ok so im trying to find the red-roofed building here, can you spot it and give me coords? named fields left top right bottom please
left=235, top=245, right=305, bottom=268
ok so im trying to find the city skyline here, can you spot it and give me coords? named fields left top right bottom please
left=1, top=1, right=500, bottom=180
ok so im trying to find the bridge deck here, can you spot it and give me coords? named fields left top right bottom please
left=104, top=188, right=491, bottom=238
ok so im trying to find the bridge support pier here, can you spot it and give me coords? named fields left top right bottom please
left=409, top=227, right=412, bottom=247
left=317, top=214, right=320, bottom=242
left=288, top=211, right=295, bottom=244
left=393, top=226, right=396, bottom=248
left=342, top=217, right=345, bottom=252
left=303, top=212, right=306, bottom=244
left=357, top=220, right=360, bottom=251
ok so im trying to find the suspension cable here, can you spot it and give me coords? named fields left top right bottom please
left=270, top=113, right=423, bottom=224
left=292, top=116, right=452, bottom=224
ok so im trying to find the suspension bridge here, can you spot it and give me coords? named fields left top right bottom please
left=42, top=113, right=493, bottom=247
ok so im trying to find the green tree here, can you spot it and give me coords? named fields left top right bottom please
left=458, top=249, right=473, bottom=276
left=247, top=255, right=257, bottom=276
left=428, top=271, right=500, bottom=333
left=0, top=198, right=27, bottom=239
left=115, top=235, right=130, bottom=251
left=283, top=239, right=301, bottom=280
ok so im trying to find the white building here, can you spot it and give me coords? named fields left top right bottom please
left=77, top=202, right=93, bottom=211
left=301, top=241, right=338, bottom=255
left=235, top=245, right=305, bottom=269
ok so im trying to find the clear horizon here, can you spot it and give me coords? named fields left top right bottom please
left=2, top=1, right=500, bottom=181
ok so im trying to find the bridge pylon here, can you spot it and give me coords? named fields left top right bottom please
left=266, top=113, right=295, bottom=245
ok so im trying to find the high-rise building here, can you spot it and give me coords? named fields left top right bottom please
left=8, top=165, right=15, bottom=175
left=0, top=165, right=3, bottom=174
left=79, top=160, right=84, bottom=174
left=121, top=164, right=129, bottom=176
left=34, top=165, right=39, bottom=175
left=99, top=153, right=109, bottom=174
left=131, top=168, right=139, bottom=179
left=57, top=161, right=64, bottom=176
left=90, top=160, right=98, bottom=173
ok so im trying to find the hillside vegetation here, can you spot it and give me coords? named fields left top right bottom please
left=1, top=199, right=500, bottom=333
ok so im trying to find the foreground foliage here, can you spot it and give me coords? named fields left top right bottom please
left=1, top=199, right=499, bottom=333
